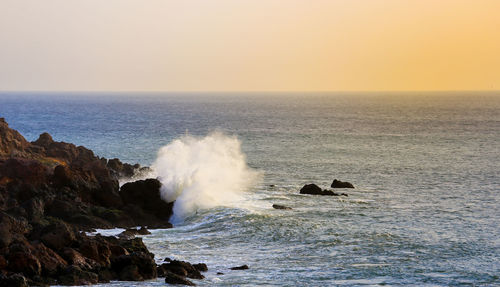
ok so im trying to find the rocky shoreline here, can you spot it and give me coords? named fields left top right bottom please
left=0, top=118, right=208, bottom=286
left=0, top=118, right=355, bottom=286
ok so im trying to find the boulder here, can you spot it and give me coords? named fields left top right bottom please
left=119, top=178, right=173, bottom=221
left=299, top=184, right=323, bottom=195
left=331, top=179, right=354, bottom=188
left=111, top=252, right=157, bottom=280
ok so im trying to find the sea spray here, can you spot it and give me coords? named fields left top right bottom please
left=151, top=132, right=261, bottom=223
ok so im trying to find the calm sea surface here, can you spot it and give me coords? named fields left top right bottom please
left=1, top=92, right=499, bottom=286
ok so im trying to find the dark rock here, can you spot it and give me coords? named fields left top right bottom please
left=111, top=252, right=157, bottom=280
left=164, top=257, right=172, bottom=262
left=230, top=265, right=249, bottom=270
left=216, top=272, right=224, bottom=275
left=299, top=184, right=348, bottom=196
left=116, top=237, right=149, bottom=254
left=193, top=263, right=208, bottom=272
left=164, top=271, right=196, bottom=286
left=299, top=184, right=323, bottom=195
left=117, top=226, right=151, bottom=240
left=7, top=251, right=41, bottom=277
left=0, top=273, right=28, bottom=287
left=117, top=229, right=137, bottom=240
left=331, top=179, right=354, bottom=188
left=57, top=265, right=99, bottom=286
left=137, top=226, right=151, bottom=235
left=0, top=119, right=30, bottom=158
left=161, top=260, right=204, bottom=279
left=40, top=220, right=76, bottom=251
left=30, top=242, right=68, bottom=276
left=106, top=158, right=138, bottom=178
left=78, top=237, right=112, bottom=267
left=0, top=255, right=7, bottom=269
left=119, top=178, right=173, bottom=221
left=60, top=248, right=99, bottom=271
left=272, top=204, right=292, bottom=210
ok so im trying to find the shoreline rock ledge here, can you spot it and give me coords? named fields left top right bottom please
left=0, top=118, right=205, bottom=286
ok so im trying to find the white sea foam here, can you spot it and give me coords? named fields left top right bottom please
left=151, top=132, right=261, bottom=223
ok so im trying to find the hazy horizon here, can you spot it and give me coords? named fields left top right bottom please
left=1, top=0, right=500, bottom=92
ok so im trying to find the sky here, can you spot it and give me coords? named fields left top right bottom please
left=0, top=0, right=499, bottom=92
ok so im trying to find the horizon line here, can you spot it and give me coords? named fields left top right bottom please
left=1, top=89, right=499, bottom=94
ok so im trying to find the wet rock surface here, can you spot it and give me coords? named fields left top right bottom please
left=331, top=179, right=354, bottom=188
left=272, top=204, right=292, bottom=210
left=300, top=183, right=349, bottom=196
left=0, top=119, right=193, bottom=285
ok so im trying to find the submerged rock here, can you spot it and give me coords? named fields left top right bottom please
left=272, top=204, right=292, bottom=210
left=230, top=265, right=249, bottom=270
left=300, top=184, right=348, bottom=196
left=331, top=179, right=354, bottom=188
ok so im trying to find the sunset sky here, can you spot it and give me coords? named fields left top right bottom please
left=1, top=0, right=499, bottom=92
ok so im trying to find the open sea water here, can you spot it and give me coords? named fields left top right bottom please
left=0, top=92, right=499, bottom=286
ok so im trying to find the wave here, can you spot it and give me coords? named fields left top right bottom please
left=151, top=132, right=261, bottom=223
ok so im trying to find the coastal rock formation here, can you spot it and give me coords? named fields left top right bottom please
left=0, top=119, right=187, bottom=285
left=300, top=184, right=348, bottom=196
left=331, top=179, right=354, bottom=188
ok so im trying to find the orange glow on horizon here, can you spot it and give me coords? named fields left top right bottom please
left=0, top=0, right=499, bottom=92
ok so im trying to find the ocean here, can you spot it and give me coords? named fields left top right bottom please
left=0, top=92, right=499, bottom=286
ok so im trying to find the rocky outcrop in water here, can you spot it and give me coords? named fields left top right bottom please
left=272, top=204, right=292, bottom=210
left=0, top=118, right=184, bottom=285
left=331, top=179, right=354, bottom=188
left=300, top=183, right=348, bottom=196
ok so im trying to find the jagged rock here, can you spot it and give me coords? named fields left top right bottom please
left=0, top=118, right=30, bottom=158
left=331, top=179, right=354, bottom=188
left=60, top=248, right=99, bottom=271
left=106, top=158, right=139, bottom=178
left=164, top=271, right=196, bottom=286
left=0, top=119, right=192, bottom=285
left=30, top=242, right=68, bottom=276
left=272, top=204, right=292, bottom=210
